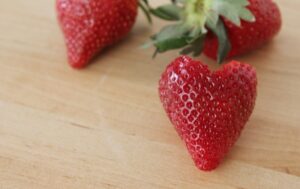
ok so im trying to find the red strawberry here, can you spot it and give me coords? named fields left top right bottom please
left=204, top=0, right=282, bottom=60
left=159, top=56, right=257, bottom=171
left=56, top=0, right=138, bottom=68
left=148, top=0, right=281, bottom=63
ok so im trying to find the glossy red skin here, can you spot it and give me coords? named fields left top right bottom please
left=204, top=0, right=282, bottom=60
left=159, top=56, right=257, bottom=171
left=56, top=0, right=138, bottom=68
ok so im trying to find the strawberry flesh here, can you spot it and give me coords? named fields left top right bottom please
left=204, top=0, right=282, bottom=60
left=56, top=0, right=138, bottom=68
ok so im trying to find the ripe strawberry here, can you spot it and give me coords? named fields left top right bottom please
left=149, top=0, right=281, bottom=63
left=159, top=56, right=257, bottom=171
left=203, top=0, right=282, bottom=60
left=56, top=0, right=138, bottom=68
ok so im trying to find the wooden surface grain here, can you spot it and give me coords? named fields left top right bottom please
left=0, top=0, right=300, bottom=188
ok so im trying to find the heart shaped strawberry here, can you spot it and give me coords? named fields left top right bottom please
left=159, top=56, right=257, bottom=171
left=56, top=0, right=138, bottom=68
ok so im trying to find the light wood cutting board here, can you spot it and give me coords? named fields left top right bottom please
left=0, top=0, right=299, bottom=188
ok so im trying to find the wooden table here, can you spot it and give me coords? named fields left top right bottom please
left=0, top=0, right=299, bottom=188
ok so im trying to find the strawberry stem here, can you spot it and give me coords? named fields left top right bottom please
left=138, top=0, right=152, bottom=24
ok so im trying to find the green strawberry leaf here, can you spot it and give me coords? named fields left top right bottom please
left=150, top=4, right=182, bottom=21
left=138, top=1, right=152, bottom=24
left=180, top=35, right=206, bottom=56
left=155, top=37, right=189, bottom=53
left=211, top=0, right=255, bottom=26
left=239, top=8, right=256, bottom=22
left=145, top=0, right=255, bottom=64
left=207, top=19, right=231, bottom=64
left=206, top=10, right=219, bottom=28
left=152, top=24, right=191, bottom=52
left=187, top=27, right=203, bottom=41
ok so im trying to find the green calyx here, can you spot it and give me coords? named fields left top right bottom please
left=138, top=0, right=152, bottom=24
left=184, top=0, right=212, bottom=32
left=147, top=0, right=255, bottom=64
